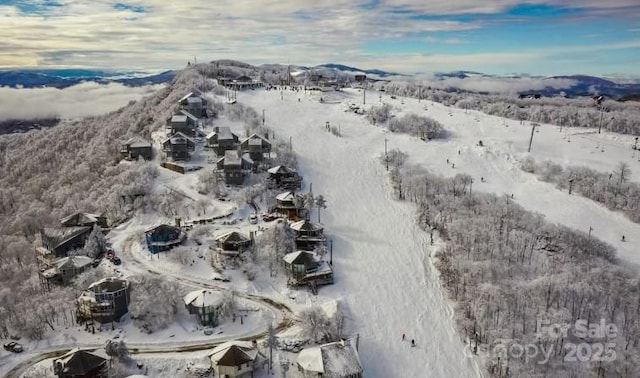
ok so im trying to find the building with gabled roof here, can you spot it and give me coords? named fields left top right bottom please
left=208, top=340, right=260, bottom=378
left=212, top=231, right=252, bottom=263
left=267, top=165, right=302, bottom=190
left=179, top=92, right=208, bottom=118
left=40, top=255, right=94, bottom=286
left=53, top=349, right=108, bottom=378
left=290, top=220, right=327, bottom=251
left=60, top=212, right=107, bottom=228
left=283, top=251, right=333, bottom=288
left=120, top=136, right=153, bottom=161
left=297, top=340, right=363, bottom=378
left=39, top=226, right=93, bottom=258
left=240, top=133, right=271, bottom=161
left=273, top=191, right=306, bottom=219
left=76, top=277, right=130, bottom=325
left=145, top=224, right=187, bottom=253
left=162, top=132, right=196, bottom=161
left=183, top=289, right=224, bottom=326
left=206, top=126, right=240, bottom=156
left=216, top=150, right=253, bottom=185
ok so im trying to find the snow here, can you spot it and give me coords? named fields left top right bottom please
left=297, top=340, right=362, bottom=376
left=240, top=87, right=483, bottom=378
left=238, top=86, right=640, bottom=377
left=10, top=81, right=640, bottom=378
left=183, top=289, right=224, bottom=308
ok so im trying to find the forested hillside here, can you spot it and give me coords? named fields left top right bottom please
left=0, top=68, right=207, bottom=338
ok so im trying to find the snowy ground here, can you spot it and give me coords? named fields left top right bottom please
left=241, top=88, right=483, bottom=378
left=8, top=85, right=640, bottom=378
left=238, top=86, right=640, bottom=377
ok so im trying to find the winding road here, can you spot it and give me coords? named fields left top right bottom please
left=3, top=230, right=295, bottom=378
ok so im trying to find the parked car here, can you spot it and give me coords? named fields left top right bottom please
left=106, top=251, right=115, bottom=260
left=262, top=213, right=279, bottom=222
left=212, top=272, right=230, bottom=282
left=111, top=256, right=121, bottom=265
left=92, top=259, right=101, bottom=267
left=249, top=214, right=258, bottom=224
left=203, top=327, right=214, bottom=335
left=3, top=341, right=24, bottom=353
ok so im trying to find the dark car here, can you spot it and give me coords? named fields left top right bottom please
left=111, top=256, right=121, bottom=265
left=3, top=341, right=24, bottom=353
left=262, top=214, right=279, bottom=222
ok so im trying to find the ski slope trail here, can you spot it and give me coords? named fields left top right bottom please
left=242, top=90, right=482, bottom=378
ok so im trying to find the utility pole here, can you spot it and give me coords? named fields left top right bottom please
left=589, top=226, right=593, bottom=238
left=289, top=136, right=292, bottom=151
left=329, top=239, right=333, bottom=265
left=598, top=104, right=604, bottom=134
left=262, top=109, right=265, bottom=126
left=384, top=138, right=389, bottom=171
left=363, top=83, right=366, bottom=105
left=528, top=123, right=539, bottom=152
left=469, top=178, right=473, bottom=195
left=569, top=178, right=574, bottom=194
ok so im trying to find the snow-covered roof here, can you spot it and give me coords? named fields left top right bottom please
left=41, top=255, right=94, bottom=278
left=283, top=250, right=317, bottom=265
left=60, top=212, right=102, bottom=226
left=242, top=133, right=270, bottom=145
left=54, top=349, right=107, bottom=375
left=267, top=165, right=296, bottom=174
left=124, top=136, right=151, bottom=148
left=178, top=92, right=194, bottom=104
left=183, top=289, right=223, bottom=308
left=187, top=96, right=202, bottom=104
left=57, top=255, right=93, bottom=269
left=171, top=115, right=188, bottom=123
left=208, top=340, right=257, bottom=366
left=215, top=231, right=250, bottom=243
left=241, top=153, right=254, bottom=164
left=290, top=220, right=323, bottom=232
left=87, top=277, right=129, bottom=293
left=180, top=109, right=199, bottom=122
left=216, top=126, right=234, bottom=140
left=296, top=340, right=363, bottom=376
left=42, top=226, right=91, bottom=248
left=224, top=150, right=241, bottom=165
left=166, top=132, right=195, bottom=145
left=275, top=191, right=297, bottom=201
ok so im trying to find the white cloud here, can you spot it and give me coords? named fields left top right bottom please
left=413, top=76, right=578, bottom=94
left=0, top=82, right=163, bottom=120
left=0, top=1, right=637, bottom=74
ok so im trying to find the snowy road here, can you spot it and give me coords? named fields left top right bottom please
left=242, top=89, right=482, bottom=378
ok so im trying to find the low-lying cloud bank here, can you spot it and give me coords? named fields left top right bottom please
left=0, top=82, right=164, bottom=121
left=405, top=75, right=577, bottom=94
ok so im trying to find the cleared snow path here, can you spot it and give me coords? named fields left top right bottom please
left=242, top=90, right=482, bottom=378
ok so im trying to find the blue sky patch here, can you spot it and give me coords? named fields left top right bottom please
left=9, top=0, right=62, bottom=15
left=113, top=2, right=146, bottom=14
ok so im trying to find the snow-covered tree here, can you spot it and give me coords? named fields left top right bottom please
left=129, top=276, right=181, bottom=333
left=314, top=195, right=327, bottom=223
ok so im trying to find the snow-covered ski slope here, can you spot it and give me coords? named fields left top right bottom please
left=240, top=87, right=640, bottom=377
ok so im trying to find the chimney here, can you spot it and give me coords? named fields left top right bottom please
left=175, top=217, right=182, bottom=228
left=264, top=132, right=269, bottom=140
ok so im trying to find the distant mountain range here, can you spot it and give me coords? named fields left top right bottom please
left=1, top=64, right=639, bottom=100
left=0, top=69, right=176, bottom=88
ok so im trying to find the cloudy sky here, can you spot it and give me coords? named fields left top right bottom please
left=1, top=0, right=639, bottom=75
